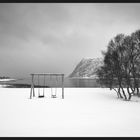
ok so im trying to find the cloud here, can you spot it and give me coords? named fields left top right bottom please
left=0, top=3, right=140, bottom=77
left=0, top=3, right=71, bottom=49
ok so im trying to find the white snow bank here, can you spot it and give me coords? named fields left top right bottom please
left=0, top=79, right=16, bottom=82
left=0, top=88, right=140, bottom=137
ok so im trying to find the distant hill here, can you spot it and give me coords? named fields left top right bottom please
left=69, top=58, right=103, bottom=78
left=0, top=76, right=10, bottom=79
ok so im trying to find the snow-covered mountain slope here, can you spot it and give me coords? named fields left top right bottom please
left=69, top=58, right=103, bottom=78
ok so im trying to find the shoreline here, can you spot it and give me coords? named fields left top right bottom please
left=68, top=77, right=98, bottom=80
left=0, top=77, right=101, bottom=88
left=0, top=78, right=17, bottom=82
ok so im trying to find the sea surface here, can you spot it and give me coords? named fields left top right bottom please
left=0, top=77, right=100, bottom=88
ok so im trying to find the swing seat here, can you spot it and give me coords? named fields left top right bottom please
left=51, top=95, right=57, bottom=98
left=38, top=95, right=45, bottom=98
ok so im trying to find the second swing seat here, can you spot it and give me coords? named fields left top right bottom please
left=51, top=95, right=56, bottom=98
left=38, top=95, right=45, bottom=98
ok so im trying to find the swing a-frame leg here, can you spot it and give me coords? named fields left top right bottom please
left=30, top=74, right=35, bottom=99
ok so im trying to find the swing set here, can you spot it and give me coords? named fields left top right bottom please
left=30, top=73, right=64, bottom=99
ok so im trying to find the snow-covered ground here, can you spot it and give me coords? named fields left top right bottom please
left=0, top=87, right=140, bottom=137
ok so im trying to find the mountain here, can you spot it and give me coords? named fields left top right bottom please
left=69, top=58, right=103, bottom=78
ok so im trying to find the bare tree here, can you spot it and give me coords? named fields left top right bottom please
left=97, top=32, right=140, bottom=101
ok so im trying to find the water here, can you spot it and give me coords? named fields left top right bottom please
left=0, top=77, right=100, bottom=88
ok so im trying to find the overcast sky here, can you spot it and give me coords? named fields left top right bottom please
left=0, top=3, right=140, bottom=78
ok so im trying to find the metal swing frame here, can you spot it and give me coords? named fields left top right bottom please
left=30, top=73, right=64, bottom=99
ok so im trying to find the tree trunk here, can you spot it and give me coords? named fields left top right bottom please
left=127, top=87, right=132, bottom=100
left=120, top=86, right=127, bottom=100
left=136, top=87, right=140, bottom=96
left=118, top=76, right=127, bottom=100
left=112, top=87, right=123, bottom=98
left=128, top=93, right=132, bottom=100
left=117, top=87, right=123, bottom=98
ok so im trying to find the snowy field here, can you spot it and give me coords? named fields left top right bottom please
left=0, top=87, right=140, bottom=137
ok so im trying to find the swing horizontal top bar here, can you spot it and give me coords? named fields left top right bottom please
left=30, top=73, right=64, bottom=76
